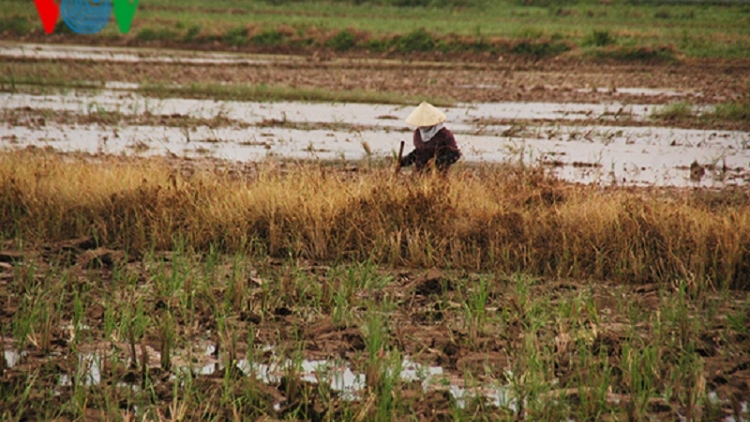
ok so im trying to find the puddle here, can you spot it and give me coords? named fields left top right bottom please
left=723, top=404, right=750, bottom=422
left=449, top=384, right=518, bottom=411
left=3, top=349, right=25, bottom=368
left=400, top=358, right=517, bottom=410
left=168, top=344, right=502, bottom=405
left=237, top=358, right=367, bottom=401
left=59, top=353, right=102, bottom=386
left=1, top=90, right=748, bottom=188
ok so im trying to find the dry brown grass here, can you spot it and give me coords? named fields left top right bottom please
left=2, top=149, right=749, bottom=290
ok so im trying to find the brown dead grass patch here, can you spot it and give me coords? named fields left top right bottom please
left=1, top=149, right=749, bottom=290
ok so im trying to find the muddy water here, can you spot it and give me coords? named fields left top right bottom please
left=2, top=341, right=515, bottom=410
left=1, top=88, right=749, bottom=187
left=0, top=42, right=280, bottom=66
left=9, top=342, right=746, bottom=416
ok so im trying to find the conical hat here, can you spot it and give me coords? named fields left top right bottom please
left=405, top=102, right=447, bottom=127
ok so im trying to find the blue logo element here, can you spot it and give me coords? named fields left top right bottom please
left=60, top=0, right=112, bottom=35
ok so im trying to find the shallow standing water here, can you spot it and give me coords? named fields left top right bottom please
left=2, top=88, right=748, bottom=188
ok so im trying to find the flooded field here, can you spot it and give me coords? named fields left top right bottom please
left=3, top=43, right=749, bottom=188
left=2, top=86, right=748, bottom=187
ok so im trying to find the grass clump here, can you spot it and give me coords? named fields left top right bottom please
left=223, top=25, right=249, bottom=47
left=590, top=45, right=677, bottom=63
left=135, top=27, right=177, bottom=42
left=651, top=101, right=694, bottom=121
left=712, top=100, right=750, bottom=122
left=183, top=25, right=201, bottom=42
left=582, top=29, right=616, bottom=47
left=393, top=28, right=437, bottom=53
left=0, top=15, right=30, bottom=35
left=251, top=29, right=286, bottom=46
left=326, top=28, right=358, bottom=51
left=650, top=100, right=750, bottom=129
left=511, top=38, right=571, bottom=58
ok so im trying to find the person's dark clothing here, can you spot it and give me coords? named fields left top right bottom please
left=400, top=127, right=461, bottom=172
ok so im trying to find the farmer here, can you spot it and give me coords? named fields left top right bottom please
left=399, top=102, right=461, bottom=173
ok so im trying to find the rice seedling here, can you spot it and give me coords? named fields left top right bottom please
left=459, top=274, right=491, bottom=343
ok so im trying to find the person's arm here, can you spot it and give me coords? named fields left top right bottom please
left=435, top=129, right=461, bottom=168
left=400, top=130, right=423, bottom=167
left=438, top=128, right=459, bottom=152
left=400, top=151, right=416, bottom=167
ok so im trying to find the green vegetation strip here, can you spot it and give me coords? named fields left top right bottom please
left=651, top=101, right=750, bottom=130
left=0, top=75, right=453, bottom=106
left=139, top=82, right=454, bottom=106
left=2, top=0, right=750, bottom=60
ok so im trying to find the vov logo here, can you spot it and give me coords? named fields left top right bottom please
left=33, top=0, right=139, bottom=35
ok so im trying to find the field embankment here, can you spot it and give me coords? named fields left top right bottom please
left=3, top=0, right=750, bottom=62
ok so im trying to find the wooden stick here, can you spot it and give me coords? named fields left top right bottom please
left=395, top=141, right=405, bottom=174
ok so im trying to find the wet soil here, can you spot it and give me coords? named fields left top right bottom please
left=1, top=201, right=750, bottom=420
left=2, top=41, right=749, bottom=108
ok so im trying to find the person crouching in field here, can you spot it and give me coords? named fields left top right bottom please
left=399, top=102, right=461, bottom=174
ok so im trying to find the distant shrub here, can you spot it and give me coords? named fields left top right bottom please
left=251, top=29, right=285, bottom=46
left=54, top=20, right=77, bottom=35
left=0, top=15, right=30, bottom=35
left=320, top=0, right=487, bottom=7
left=327, top=29, right=357, bottom=51
left=183, top=25, right=201, bottom=42
left=224, top=26, right=249, bottom=46
left=520, top=0, right=579, bottom=6
left=517, top=27, right=545, bottom=40
left=290, top=37, right=316, bottom=48
left=464, top=38, right=497, bottom=53
left=394, top=28, right=436, bottom=52
left=592, top=45, right=677, bottom=63
left=551, top=7, right=576, bottom=17
left=681, top=10, right=695, bottom=19
left=654, top=9, right=670, bottom=19
left=384, top=0, right=430, bottom=6
left=365, top=38, right=390, bottom=52
left=430, top=0, right=482, bottom=7
left=511, top=39, right=571, bottom=58
left=136, top=28, right=177, bottom=42
left=583, top=30, right=616, bottom=47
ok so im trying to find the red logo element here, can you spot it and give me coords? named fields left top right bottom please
left=33, top=0, right=60, bottom=34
